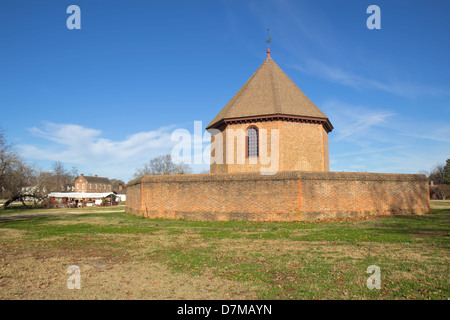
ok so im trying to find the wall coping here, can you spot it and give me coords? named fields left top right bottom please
left=127, top=171, right=427, bottom=186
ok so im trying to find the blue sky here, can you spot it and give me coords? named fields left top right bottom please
left=0, top=0, right=449, bottom=181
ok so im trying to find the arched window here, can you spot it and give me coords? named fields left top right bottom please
left=246, top=126, right=259, bottom=157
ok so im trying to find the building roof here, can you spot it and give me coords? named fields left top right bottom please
left=206, top=55, right=333, bottom=132
left=80, top=175, right=111, bottom=184
left=47, top=192, right=115, bottom=199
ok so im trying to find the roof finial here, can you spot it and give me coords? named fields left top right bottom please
left=266, top=28, right=272, bottom=59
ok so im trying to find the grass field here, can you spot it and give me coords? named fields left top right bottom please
left=0, top=201, right=448, bottom=300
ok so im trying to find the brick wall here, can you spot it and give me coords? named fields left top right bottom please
left=125, top=180, right=141, bottom=215
left=210, top=120, right=329, bottom=174
left=126, top=171, right=430, bottom=221
left=322, top=127, right=329, bottom=171
left=74, top=175, right=112, bottom=193
left=278, top=121, right=326, bottom=172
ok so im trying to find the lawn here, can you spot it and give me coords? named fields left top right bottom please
left=0, top=201, right=448, bottom=300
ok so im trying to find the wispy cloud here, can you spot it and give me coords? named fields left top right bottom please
left=396, top=124, right=450, bottom=144
left=325, top=100, right=450, bottom=174
left=335, top=110, right=395, bottom=141
left=292, top=59, right=449, bottom=98
left=323, top=100, right=396, bottom=145
left=242, top=1, right=449, bottom=99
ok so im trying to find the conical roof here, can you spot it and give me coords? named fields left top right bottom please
left=206, top=56, right=332, bottom=132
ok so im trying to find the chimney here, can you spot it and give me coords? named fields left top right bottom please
left=94, top=174, right=98, bottom=177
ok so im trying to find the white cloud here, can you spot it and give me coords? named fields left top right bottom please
left=19, top=122, right=205, bottom=181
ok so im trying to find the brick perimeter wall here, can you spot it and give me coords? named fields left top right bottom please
left=125, top=172, right=430, bottom=221
left=126, top=180, right=141, bottom=215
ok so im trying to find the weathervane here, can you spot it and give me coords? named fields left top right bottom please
left=266, top=28, right=272, bottom=58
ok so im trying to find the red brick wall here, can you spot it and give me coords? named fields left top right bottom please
left=126, top=172, right=430, bottom=221
left=74, top=177, right=112, bottom=193
left=126, top=180, right=141, bottom=215
left=210, top=120, right=329, bottom=174
left=299, top=172, right=430, bottom=220
left=74, top=177, right=87, bottom=193
left=322, top=128, right=329, bottom=171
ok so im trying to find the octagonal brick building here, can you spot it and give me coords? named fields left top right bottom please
left=206, top=49, right=333, bottom=174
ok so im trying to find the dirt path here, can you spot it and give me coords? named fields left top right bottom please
left=0, top=210, right=125, bottom=221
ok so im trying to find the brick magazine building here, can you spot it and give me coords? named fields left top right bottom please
left=126, top=50, right=430, bottom=221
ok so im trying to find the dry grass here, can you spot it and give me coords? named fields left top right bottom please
left=0, top=202, right=448, bottom=300
left=0, top=253, right=258, bottom=300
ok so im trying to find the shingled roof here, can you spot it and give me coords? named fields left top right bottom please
left=82, top=175, right=111, bottom=185
left=206, top=54, right=333, bottom=132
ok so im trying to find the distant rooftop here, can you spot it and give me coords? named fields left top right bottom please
left=79, top=174, right=111, bottom=184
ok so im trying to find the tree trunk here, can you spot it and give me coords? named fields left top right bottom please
left=20, top=197, right=30, bottom=208
left=0, top=194, right=44, bottom=210
left=1, top=196, right=21, bottom=210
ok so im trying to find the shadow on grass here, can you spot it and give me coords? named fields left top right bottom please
left=368, top=212, right=450, bottom=244
left=0, top=214, right=57, bottom=224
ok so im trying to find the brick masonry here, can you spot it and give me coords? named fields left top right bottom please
left=126, top=171, right=430, bottom=221
left=210, top=120, right=329, bottom=174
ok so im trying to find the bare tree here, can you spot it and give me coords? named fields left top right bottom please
left=0, top=129, right=41, bottom=209
left=434, top=185, right=450, bottom=200
left=50, top=161, right=77, bottom=191
left=429, top=163, right=445, bottom=185
left=110, top=178, right=126, bottom=191
left=133, top=154, right=191, bottom=179
left=0, top=128, right=78, bottom=209
left=34, top=161, right=78, bottom=195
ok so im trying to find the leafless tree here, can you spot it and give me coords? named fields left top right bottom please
left=429, top=163, right=445, bottom=185
left=434, top=185, right=450, bottom=200
left=0, top=129, right=41, bottom=209
left=133, top=154, right=191, bottom=179
left=33, top=161, right=77, bottom=195
left=110, top=179, right=126, bottom=191
left=0, top=128, right=79, bottom=209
